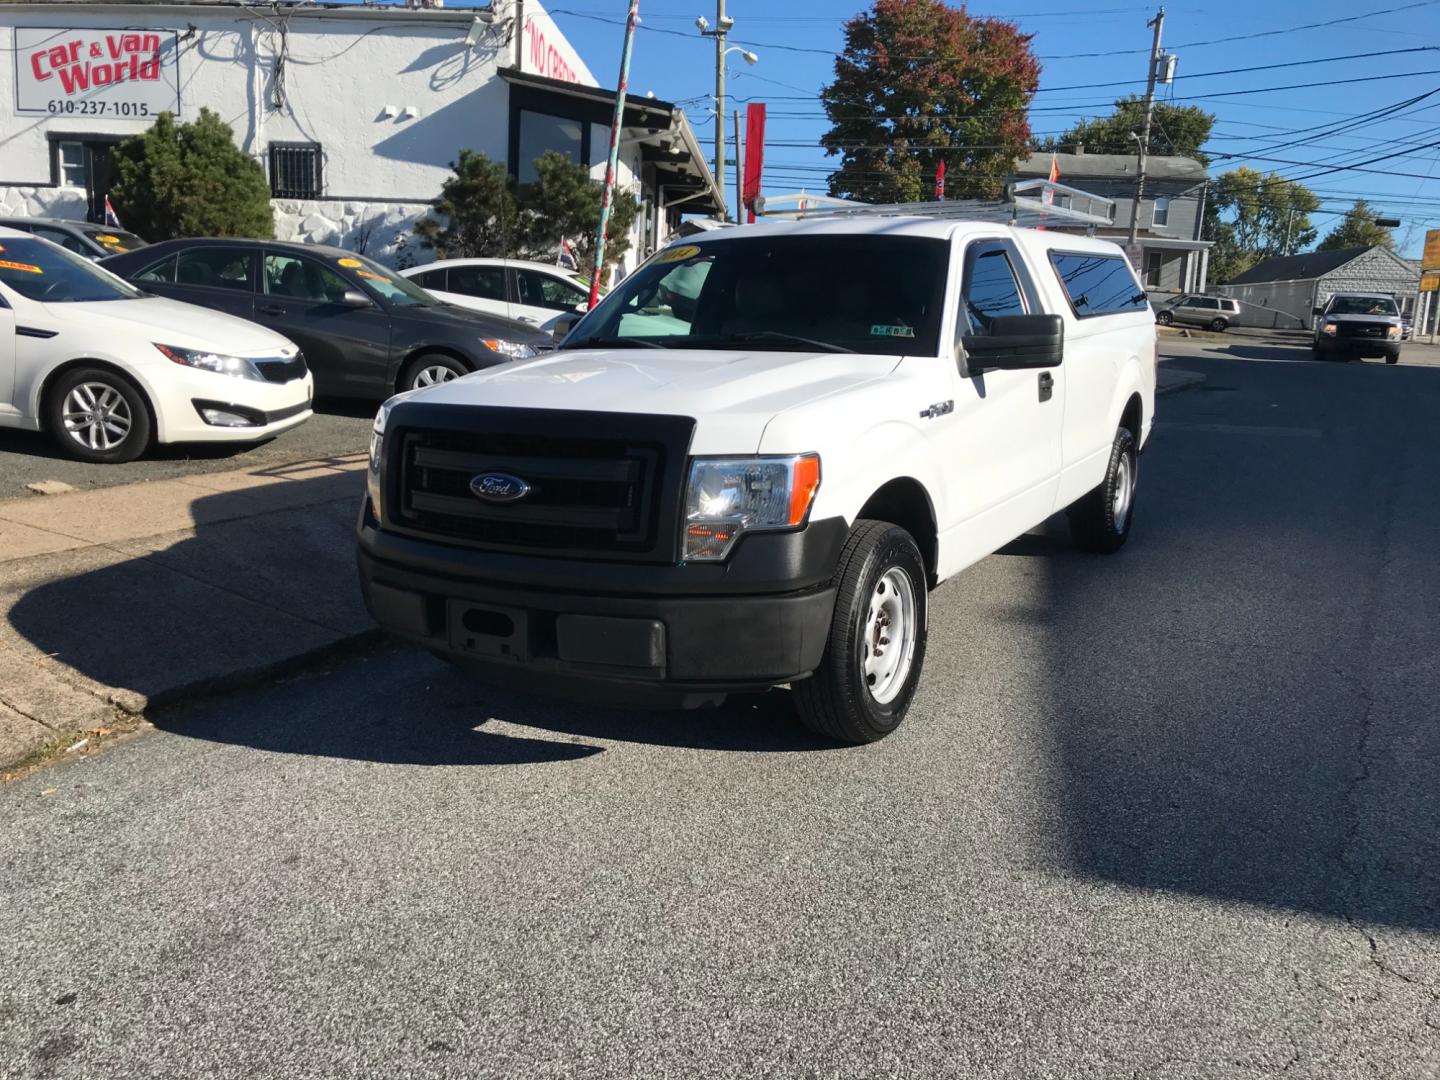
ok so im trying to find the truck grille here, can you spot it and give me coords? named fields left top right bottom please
left=385, top=405, right=695, bottom=563
left=1335, top=323, right=1388, bottom=340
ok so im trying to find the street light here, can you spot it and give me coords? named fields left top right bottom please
left=696, top=5, right=753, bottom=220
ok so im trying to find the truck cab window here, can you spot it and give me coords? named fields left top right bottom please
left=962, top=248, right=1027, bottom=336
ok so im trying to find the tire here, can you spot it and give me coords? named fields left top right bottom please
left=1386, top=353, right=1400, bottom=365
left=1156, top=311, right=1173, bottom=326
left=1067, top=427, right=1137, bottom=554
left=401, top=353, right=469, bottom=392
left=1209, top=317, right=1228, bottom=332
left=46, top=366, right=152, bottom=463
left=793, top=520, right=928, bottom=745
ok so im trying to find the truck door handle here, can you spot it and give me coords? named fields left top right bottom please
left=1038, top=371, right=1054, bottom=402
left=258, top=303, right=286, bottom=316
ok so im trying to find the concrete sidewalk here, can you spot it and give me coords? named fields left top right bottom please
left=0, top=453, right=373, bottom=771
left=0, top=368, right=1204, bottom=773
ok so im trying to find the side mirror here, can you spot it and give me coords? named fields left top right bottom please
left=340, top=289, right=372, bottom=308
left=960, top=314, right=1063, bottom=372
left=553, top=310, right=583, bottom=343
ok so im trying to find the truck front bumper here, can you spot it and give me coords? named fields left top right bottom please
left=357, top=507, right=845, bottom=708
left=1315, top=336, right=1400, bottom=360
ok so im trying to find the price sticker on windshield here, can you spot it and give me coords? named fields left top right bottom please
left=871, top=324, right=914, bottom=338
left=355, top=269, right=392, bottom=283
left=95, top=234, right=120, bottom=243
left=0, top=259, right=43, bottom=274
left=337, top=258, right=363, bottom=268
left=652, top=244, right=701, bottom=265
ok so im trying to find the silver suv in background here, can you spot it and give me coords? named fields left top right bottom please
left=1155, top=293, right=1242, bottom=332
left=1312, top=293, right=1402, bottom=364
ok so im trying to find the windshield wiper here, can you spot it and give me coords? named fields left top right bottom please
left=564, top=335, right=669, bottom=350
left=725, top=331, right=857, bottom=354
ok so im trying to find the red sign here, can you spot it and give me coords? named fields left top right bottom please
left=525, top=16, right=582, bottom=84
left=30, top=32, right=163, bottom=96
left=14, top=28, right=178, bottom=117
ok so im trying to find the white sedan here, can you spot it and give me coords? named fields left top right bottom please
left=0, top=226, right=313, bottom=463
left=399, top=258, right=597, bottom=331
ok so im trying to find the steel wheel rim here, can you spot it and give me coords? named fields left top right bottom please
left=413, top=364, right=457, bottom=388
left=1113, top=452, right=1135, bottom=531
left=862, top=566, right=917, bottom=705
left=62, top=382, right=132, bottom=452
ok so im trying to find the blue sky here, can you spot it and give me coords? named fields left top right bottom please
left=438, top=1, right=1440, bottom=255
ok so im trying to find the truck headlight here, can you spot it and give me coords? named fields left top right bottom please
left=1321, top=322, right=1338, bottom=335
left=155, top=343, right=265, bottom=381
left=481, top=338, right=536, bottom=360
left=682, top=454, right=821, bottom=561
left=368, top=395, right=406, bottom=519
left=1387, top=325, right=1401, bottom=338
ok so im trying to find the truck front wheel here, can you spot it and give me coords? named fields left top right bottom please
left=794, top=519, right=927, bottom=744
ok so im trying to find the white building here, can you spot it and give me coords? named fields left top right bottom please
left=0, top=0, right=721, bottom=268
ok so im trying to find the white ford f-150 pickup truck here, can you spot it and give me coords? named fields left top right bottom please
left=358, top=215, right=1156, bottom=743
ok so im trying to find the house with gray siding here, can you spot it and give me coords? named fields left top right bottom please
left=1212, top=245, right=1418, bottom=330
left=1012, top=151, right=1211, bottom=295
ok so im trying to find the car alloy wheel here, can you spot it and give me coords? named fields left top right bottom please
left=62, top=381, right=133, bottom=453
left=412, top=364, right=458, bottom=388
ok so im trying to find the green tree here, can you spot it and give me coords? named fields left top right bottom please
left=518, top=151, right=638, bottom=274
left=1202, top=166, right=1321, bottom=282
left=109, top=109, right=273, bottom=240
left=414, top=149, right=519, bottom=259
left=820, top=0, right=1040, bottom=202
left=417, top=150, right=638, bottom=275
left=1040, top=96, right=1215, bottom=166
left=1317, top=199, right=1396, bottom=251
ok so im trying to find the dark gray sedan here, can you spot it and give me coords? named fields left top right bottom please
left=101, top=238, right=553, bottom=397
left=0, top=216, right=149, bottom=259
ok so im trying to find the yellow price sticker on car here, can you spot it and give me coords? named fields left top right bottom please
left=0, top=259, right=43, bottom=274
left=337, top=257, right=363, bottom=268
left=651, top=244, right=701, bottom=264
left=355, top=269, right=392, bottom=282
left=95, top=234, right=121, bottom=243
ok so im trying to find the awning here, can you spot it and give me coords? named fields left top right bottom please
left=499, top=68, right=722, bottom=216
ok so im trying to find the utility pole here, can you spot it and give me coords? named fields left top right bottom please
left=715, top=0, right=726, bottom=219
left=734, top=108, right=745, bottom=227
left=1127, top=7, right=1165, bottom=251
left=588, top=0, right=639, bottom=309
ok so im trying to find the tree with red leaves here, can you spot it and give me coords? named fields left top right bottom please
left=820, top=0, right=1040, bottom=203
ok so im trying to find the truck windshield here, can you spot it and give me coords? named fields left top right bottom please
left=565, top=234, right=950, bottom=356
left=0, top=237, right=143, bottom=302
left=1328, top=296, right=1398, bottom=316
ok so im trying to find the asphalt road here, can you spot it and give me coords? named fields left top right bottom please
left=2, top=353, right=1438, bottom=1078
left=0, top=398, right=375, bottom=498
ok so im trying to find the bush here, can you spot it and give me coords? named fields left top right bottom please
left=416, top=149, right=638, bottom=274
left=109, top=109, right=274, bottom=240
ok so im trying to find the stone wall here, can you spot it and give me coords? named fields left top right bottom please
left=271, top=199, right=431, bottom=267
left=0, top=185, right=88, bottom=221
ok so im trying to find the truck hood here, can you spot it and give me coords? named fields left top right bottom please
left=1325, top=313, right=1399, bottom=326
left=399, top=347, right=903, bottom=454
left=40, top=296, right=295, bottom=357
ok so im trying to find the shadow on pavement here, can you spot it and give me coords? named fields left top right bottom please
left=1030, top=358, right=1440, bottom=933
left=6, top=467, right=835, bottom=764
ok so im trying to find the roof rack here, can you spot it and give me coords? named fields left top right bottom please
left=754, top=179, right=1116, bottom=231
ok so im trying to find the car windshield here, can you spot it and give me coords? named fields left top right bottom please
left=77, top=227, right=148, bottom=255
left=1328, top=296, right=1398, bottom=316
left=342, top=254, right=439, bottom=308
left=0, top=236, right=143, bottom=302
left=564, top=234, right=950, bottom=356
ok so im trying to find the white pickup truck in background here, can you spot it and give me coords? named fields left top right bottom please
left=358, top=210, right=1156, bottom=744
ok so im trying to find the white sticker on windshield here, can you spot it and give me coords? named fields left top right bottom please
left=870, top=324, right=914, bottom=338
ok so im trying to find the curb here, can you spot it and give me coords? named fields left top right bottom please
left=1157, top=370, right=1206, bottom=397
left=2, top=628, right=392, bottom=779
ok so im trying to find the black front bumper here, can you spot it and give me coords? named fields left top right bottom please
left=1315, top=334, right=1399, bottom=359
left=357, top=507, right=845, bottom=707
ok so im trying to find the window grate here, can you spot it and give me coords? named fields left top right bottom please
left=269, top=143, right=322, bottom=199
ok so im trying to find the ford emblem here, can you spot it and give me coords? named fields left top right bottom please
left=470, top=472, right=531, bottom=503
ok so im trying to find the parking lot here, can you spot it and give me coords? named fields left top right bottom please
left=2, top=345, right=1436, bottom=1078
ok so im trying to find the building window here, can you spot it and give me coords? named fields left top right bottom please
left=57, top=141, right=86, bottom=188
left=269, top=143, right=323, bottom=199
left=516, top=111, right=584, bottom=184
left=1153, top=195, right=1170, bottom=227
left=1144, top=250, right=1163, bottom=287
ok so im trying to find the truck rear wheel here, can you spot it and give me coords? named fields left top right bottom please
left=1067, top=427, right=1137, bottom=554
left=794, top=519, right=927, bottom=744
